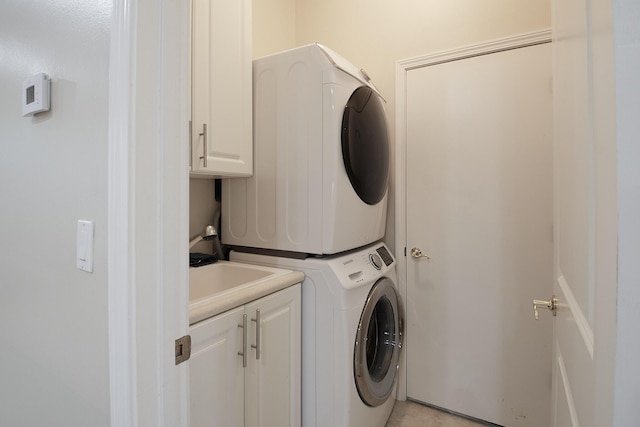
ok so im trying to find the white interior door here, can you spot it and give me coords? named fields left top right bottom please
left=404, top=42, right=553, bottom=426
left=551, top=1, right=595, bottom=422
left=550, top=0, right=618, bottom=424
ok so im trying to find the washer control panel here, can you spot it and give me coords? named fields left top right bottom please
left=369, top=252, right=383, bottom=270
left=375, top=245, right=394, bottom=266
left=330, top=243, right=395, bottom=288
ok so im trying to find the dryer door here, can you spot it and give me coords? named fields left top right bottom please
left=354, top=277, right=403, bottom=407
left=341, top=86, right=389, bottom=205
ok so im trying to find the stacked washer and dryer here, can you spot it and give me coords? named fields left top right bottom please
left=222, top=43, right=403, bottom=427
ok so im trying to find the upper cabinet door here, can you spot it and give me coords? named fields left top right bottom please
left=191, top=0, right=252, bottom=177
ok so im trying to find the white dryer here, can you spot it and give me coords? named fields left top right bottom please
left=222, top=43, right=389, bottom=255
left=231, top=242, right=403, bottom=427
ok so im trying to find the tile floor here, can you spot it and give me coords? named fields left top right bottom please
left=386, top=400, right=490, bottom=427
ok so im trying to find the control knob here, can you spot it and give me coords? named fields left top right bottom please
left=369, top=253, right=383, bottom=270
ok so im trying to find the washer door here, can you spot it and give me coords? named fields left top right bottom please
left=341, top=86, right=389, bottom=205
left=354, top=278, right=404, bottom=407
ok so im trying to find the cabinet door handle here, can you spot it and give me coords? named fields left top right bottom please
left=251, top=309, right=261, bottom=360
left=237, top=314, right=247, bottom=368
left=199, top=123, right=208, bottom=168
left=188, top=120, right=193, bottom=168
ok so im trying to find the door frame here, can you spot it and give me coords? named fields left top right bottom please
left=394, top=29, right=552, bottom=400
left=108, top=0, right=190, bottom=425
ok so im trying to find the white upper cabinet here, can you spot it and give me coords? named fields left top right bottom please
left=190, top=0, right=252, bottom=177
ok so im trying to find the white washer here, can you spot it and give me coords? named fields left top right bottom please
left=222, top=43, right=389, bottom=255
left=231, top=242, right=403, bottom=427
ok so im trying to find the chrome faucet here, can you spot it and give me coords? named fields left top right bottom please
left=189, top=225, right=217, bottom=249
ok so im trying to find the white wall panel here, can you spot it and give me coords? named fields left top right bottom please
left=0, top=1, right=111, bottom=425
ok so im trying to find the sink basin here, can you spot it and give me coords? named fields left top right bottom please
left=190, top=262, right=275, bottom=301
left=188, top=260, right=304, bottom=324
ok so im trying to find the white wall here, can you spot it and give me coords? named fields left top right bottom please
left=253, top=0, right=296, bottom=58
left=255, top=0, right=551, bottom=252
left=0, top=2, right=111, bottom=425
left=190, top=179, right=217, bottom=254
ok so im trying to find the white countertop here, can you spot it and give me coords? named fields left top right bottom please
left=189, top=260, right=304, bottom=325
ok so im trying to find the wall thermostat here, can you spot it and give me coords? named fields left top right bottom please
left=22, top=73, right=51, bottom=117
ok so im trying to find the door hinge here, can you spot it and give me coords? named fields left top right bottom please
left=175, top=335, right=191, bottom=365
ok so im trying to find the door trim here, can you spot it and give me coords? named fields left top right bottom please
left=108, top=0, right=190, bottom=425
left=394, top=28, right=552, bottom=400
left=108, top=1, right=136, bottom=423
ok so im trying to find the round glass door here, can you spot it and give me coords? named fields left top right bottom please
left=341, top=86, right=389, bottom=205
left=353, top=278, right=404, bottom=407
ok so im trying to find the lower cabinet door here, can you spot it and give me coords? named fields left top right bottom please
left=189, top=306, right=245, bottom=427
left=245, top=284, right=301, bottom=427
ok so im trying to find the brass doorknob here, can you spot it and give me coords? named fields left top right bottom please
left=532, top=296, right=558, bottom=319
left=410, top=247, right=430, bottom=261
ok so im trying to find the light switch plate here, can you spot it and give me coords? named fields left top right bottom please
left=77, top=220, right=94, bottom=273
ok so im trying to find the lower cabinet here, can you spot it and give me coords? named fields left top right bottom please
left=189, top=284, right=301, bottom=427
